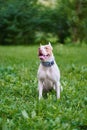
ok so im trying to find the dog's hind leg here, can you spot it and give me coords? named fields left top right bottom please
left=54, top=81, right=61, bottom=99
left=60, top=85, right=63, bottom=92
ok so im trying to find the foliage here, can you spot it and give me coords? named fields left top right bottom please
left=0, top=45, right=87, bottom=129
left=0, top=0, right=87, bottom=45
left=0, top=0, right=39, bottom=45
left=56, top=0, right=87, bottom=42
left=36, top=7, right=70, bottom=43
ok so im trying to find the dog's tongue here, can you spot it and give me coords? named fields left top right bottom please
left=39, top=55, right=46, bottom=60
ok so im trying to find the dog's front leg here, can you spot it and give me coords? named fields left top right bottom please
left=55, top=82, right=60, bottom=99
left=38, top=80, right=43, bottom=100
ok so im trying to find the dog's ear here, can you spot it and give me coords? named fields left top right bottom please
left=48, top=42, right=53, bottom=50
left=49, top=42, right=51, bottom=46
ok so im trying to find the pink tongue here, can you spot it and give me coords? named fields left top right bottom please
left=39, top=55, right=45, bottom=60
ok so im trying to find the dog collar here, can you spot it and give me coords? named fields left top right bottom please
left=41, top=61, right=54, bottom=67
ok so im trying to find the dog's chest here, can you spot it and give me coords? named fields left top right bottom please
left=42, top=69, right=53, bottom=90
left=38, top=63, right=60, bottom=82
left=46, top=69, right=52, bottom=79
left=40, top=67, right=54, bottom=81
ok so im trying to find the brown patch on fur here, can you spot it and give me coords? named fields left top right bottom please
left=44, top=45, right=53, bottom=56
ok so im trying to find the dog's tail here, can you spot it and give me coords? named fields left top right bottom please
left=60, top=85, right=63, bottom=91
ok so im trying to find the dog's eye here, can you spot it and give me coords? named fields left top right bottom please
left=45, top=47, right=48, bottom=50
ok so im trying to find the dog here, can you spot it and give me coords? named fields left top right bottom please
left=37, top=42, right=62, bottom=100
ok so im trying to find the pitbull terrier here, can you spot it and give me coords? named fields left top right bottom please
left=37, top=42, right=62, bottom=100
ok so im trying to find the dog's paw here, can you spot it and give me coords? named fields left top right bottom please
left=61, top=85, right=63, bottom=91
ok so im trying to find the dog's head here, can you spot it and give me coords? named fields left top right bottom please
left=38, top=42, right=53, bottom=61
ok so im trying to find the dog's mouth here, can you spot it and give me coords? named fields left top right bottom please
left=38, top=52, right=49, bottom=60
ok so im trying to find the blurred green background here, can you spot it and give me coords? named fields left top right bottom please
left=0, top=0, right=87, bottom=45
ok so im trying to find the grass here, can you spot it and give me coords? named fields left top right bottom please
left=0, top=44, right=87, bottom=130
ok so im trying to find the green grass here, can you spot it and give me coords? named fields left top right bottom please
left=0, top=45, right=87, bottom=130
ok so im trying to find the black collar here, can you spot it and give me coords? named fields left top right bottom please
left=41, top=60, right=54, bottom=67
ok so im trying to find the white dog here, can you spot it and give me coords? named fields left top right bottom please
left=37, top=42, right=62, bottom=100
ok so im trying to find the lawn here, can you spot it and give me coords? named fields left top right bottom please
left=0, top=44, right=87, bottom=130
